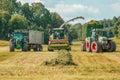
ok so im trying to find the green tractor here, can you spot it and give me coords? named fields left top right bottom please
left=9, top=30, right=44, bottom=52
left=81, top=21, right=116, bottom=52
left=9, top=31, right=28, bottom=52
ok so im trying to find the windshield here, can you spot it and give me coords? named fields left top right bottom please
left=13, top=33, right=23, bottom=40
left=91, top=29, right=107, bottom=37
left=53, top=30, right=65, bottom=39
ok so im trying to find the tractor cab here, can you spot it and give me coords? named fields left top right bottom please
left=91, top=29, right=108, bottom=40
left=53, top=28, right=66, bottom=39
left=13, top=32, right=23, bottom=41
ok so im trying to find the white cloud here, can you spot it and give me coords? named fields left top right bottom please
left=48, top=4, right=100, bottom=24
left=111, top=3, right=120, bottom=12
left=48, top=4, right=100, bottom=15
left=17, top=0, right=44, bottom=4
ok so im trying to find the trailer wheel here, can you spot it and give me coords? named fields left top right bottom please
left=91, top=42, right=102, bottom=53
left=107, top=41, right=116, bottom=52
left=39, top=45, right=43, bottom=51
left=86, top=41, right=91, bottom=52
left=81, top=42, right=86, bottom=51
left=35, top=45, right=42, bottom=51
left=33, top=46, right=37, bottom=51
left=10, top=42, right=14, bottom=52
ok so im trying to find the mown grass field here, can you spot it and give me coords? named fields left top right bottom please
left=0, top=39, right=120, bottom=80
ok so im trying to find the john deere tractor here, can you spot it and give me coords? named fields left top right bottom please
left=81, top=20, right=116, bottom=52
left=9, top=30, right=28, bottom=52
left=9, top=30, right=44, bottom=52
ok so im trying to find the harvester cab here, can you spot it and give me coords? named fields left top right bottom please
left=50, top=28, right=67, bottom=40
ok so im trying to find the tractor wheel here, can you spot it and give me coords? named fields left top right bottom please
left=22, top=43, right=28, bottom=52
left=86, top=41, right=91, bottom=52
left=81, top=42, right=86, bottom=51
left=33, top=48, right=37, bottom=51
left=91, top=42, right=102, bottom=53
left=10, top=42, right=14, bottom=52
left=107, top=41, right=116, bottom=52
left=39, top=45, right=43, bottom=51
left=27, top=47, right=31, bottom=51
left=33, top=45, right=37, bottom=51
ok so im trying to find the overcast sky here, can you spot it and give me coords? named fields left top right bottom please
left=17, top=0, right=120, bottom=24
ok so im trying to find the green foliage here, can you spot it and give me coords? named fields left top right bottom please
left=113, top=18, right=120, bottom=38
left=69, top=28, right=78, bottom=40
left=30, top=3, right=51, bottom=28
left=9, top=14, right=28, bottom=31
left=43, top=50, right=76, bottom=66
left=0, top=10, right=11, bottom=39
left=50, top=12, right=64, bottom=28
left=69, top=23, right=82, bottom=40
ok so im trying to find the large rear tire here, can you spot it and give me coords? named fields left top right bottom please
left=107, top=41, right=116, bottom=52
left=81, top=42, right=86, bottom=51
left=91, top=42, right=102, bottom=53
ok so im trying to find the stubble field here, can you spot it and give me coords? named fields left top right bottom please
left=0, top=39, right=120, bottom=80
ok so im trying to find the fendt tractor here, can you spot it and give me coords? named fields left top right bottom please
left=9, top=30, right=44, bottom=52
left=81, top=20, right=116, bottom=53
left=48, top=16, right=84, bottom=51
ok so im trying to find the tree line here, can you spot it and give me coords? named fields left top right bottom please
left=0, top=0, right=64, bottom=43
left=0, top=0, right=120, bottom=43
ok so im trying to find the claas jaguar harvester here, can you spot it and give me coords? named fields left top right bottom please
left=81, top=20, right=116, bottom=53
left=48, top=16, right=84, bottom=51
left=9, top=30, right=44, bottom=52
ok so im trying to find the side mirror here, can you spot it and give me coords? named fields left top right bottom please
left=8, top=34, right=10, bottom=38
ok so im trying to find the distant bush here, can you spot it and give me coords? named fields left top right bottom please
left=43, top=50, right=76, bottom=66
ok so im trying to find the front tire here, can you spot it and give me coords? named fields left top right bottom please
left=91, top=42, right=102, bottom=53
